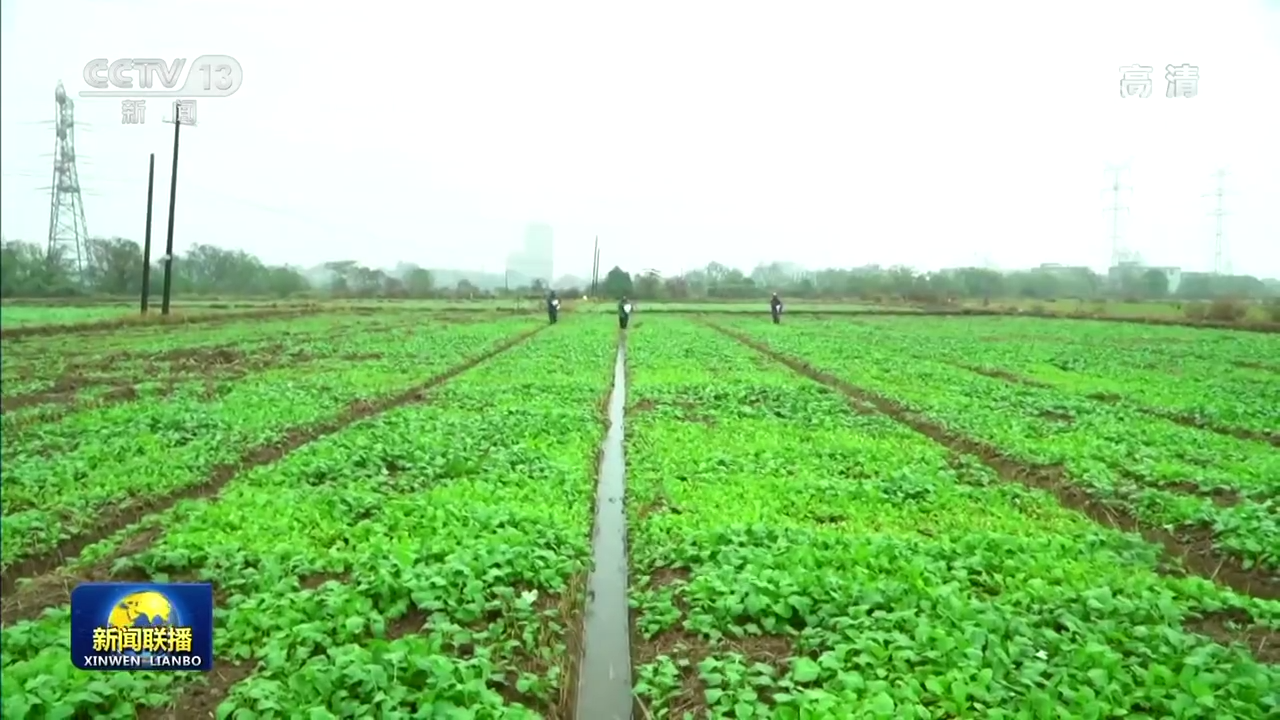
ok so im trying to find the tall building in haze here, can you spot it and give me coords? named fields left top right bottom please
left=524, top=224, right=553, bottom=284
left=506, top=223, right=554, bottom=286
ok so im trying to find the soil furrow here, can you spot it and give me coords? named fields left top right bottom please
left=1154, top=410, right=1280, bottom=448
left=707, top=323, right=1280, bottom=602
left=954, top=363, right=1053, bottom=389
left=0, top=326, right=544, bottom=625
left=1, top=382, right=148, bottom=415
left=1235, top=361, right=1280, bottom=375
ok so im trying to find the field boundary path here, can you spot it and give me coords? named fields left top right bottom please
left=704, top=321, right=1280, bottom=602
left=574, top=334, right=634, bottom=720
left=0, top=325, right=546, bottom=626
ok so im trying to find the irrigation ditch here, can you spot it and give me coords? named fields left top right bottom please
left=574, top=332, right=634, bottom=720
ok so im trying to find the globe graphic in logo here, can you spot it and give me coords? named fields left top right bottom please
left=107, top=591, right=181, bottom=664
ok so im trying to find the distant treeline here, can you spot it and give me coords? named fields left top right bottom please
left=594, top=263, right=1278, bottom=304
left=2, top=236, right=1277, bottom=303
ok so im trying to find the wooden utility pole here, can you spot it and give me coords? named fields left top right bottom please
left=140, top=153, right=156, bottom=313
left=591, top=237, right=600, bottom=297
left=161, top=103, right=195, bottom=315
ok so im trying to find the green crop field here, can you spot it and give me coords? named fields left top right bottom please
left=0, top=308, right=1276, bottom=719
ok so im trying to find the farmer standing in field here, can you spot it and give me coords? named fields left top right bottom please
left=618, top=296, right=633, bottom=330
left=547, top=290, right=560, bottom=324
left=770, top=292, right=783, bottom=324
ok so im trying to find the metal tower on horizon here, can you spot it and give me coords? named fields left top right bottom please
left=1205, top=169, right=1230, bottom=275
left=46, top=81, right=90, bottom=281
left=1103, top=165, right=1132, bottom=267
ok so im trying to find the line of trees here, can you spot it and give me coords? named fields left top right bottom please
left=594, top=262, right=1279, bottom=304
left=3, top=236, right=1277, bottom=303
left=2, top=238, right=311, bottom=298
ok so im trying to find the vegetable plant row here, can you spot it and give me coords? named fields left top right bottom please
left=626, top=317, right=1276, bottom=719
left=718, top=315, right=1280, bottom=579
left=0, top=312, right=505, bottom=431
left=835, top=315, right=1279, bottom=437
left=1, top=312, right=422, bottom=395
left=2, top=319, right=619, bottom=718
left=2, top=310, right=1276, bottom=719
left=2, top=315, right=537, bottom=575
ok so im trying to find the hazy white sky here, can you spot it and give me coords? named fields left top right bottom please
left=2, top=1, right=1278, bottom=278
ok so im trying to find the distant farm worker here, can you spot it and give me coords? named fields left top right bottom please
left=547, top=290, right=561, bottom=325
left=618, top=296, right=633, bottom=330
left=770, top=292, right=783, bottom=324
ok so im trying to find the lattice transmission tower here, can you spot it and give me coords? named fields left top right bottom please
left=1204, top=169, right=1230, bottom=275
left=1103, top=165, right=1133, bottom=267
left=46, top=81, right=90, bottom=282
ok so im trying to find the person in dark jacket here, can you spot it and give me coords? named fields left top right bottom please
left=617, top=296, right=633, bottom=329
left=770, top=292, right=783, bottom=324
left=547, top=291, right=560, bottom=324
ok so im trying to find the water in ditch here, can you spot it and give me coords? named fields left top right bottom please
left=574, top=340, right=633, bottom=720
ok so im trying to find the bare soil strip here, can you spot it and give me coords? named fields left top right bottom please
left=955, top=364, right=1053, bottom=389
left=136, top=660, right=259, bottom=720
left=707, top=323, right=1280, bottom=602
left=1183, top=608, right=1279, bottom=665
left=2, top=382, right=147, bottom=415
left=1235, top=361, right=1280, bottom=375
left=1146, top=409, right=1280, bottom=449
left=0, top=326, right=545, bottom=625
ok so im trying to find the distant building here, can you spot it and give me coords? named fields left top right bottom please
left=1107, top=262, right=1182, bottom=294
left=506, top=224, right=554, bottom=287
left=1149, top=267, right=1182, bottom=294
left=1037, top=263, right=1092, bottom=276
